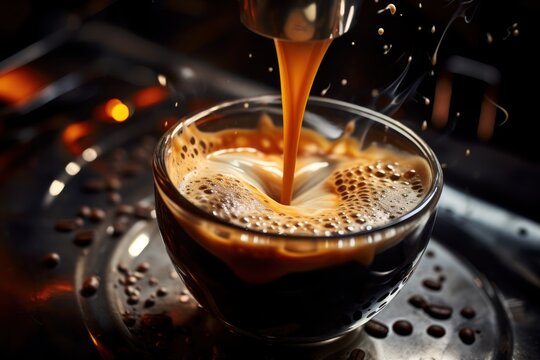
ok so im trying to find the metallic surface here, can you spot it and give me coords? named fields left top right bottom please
left=239, top=0, right=363, bottom=40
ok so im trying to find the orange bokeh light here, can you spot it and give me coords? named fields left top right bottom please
left=104, top=98, right=130, bottom=122
left=0, top=67, right=46, bottom=105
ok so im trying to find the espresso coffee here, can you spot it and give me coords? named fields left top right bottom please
left=155, top=110, right=437, bottom=340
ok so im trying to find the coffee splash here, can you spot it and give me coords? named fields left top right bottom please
left=162, top=115, right=431, bottom=283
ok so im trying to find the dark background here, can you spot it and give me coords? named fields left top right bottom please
left=1, top=0, right=539, bottom=221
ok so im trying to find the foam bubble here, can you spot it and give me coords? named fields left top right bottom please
left=166, top=117, right=431, bottom=236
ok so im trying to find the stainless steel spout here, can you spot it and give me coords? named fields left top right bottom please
left=239, top=0, right=363, bottom=41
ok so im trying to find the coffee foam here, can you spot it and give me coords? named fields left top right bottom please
left=163, top=114, right=433, bottom=282
left=167, top=115, right=430, bottom=236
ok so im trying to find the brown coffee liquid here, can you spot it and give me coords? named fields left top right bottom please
left=274, top=39, right=332, bottom=205
left=165, top=116, right=431, bottom=283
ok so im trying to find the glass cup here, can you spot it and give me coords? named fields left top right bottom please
left=152, top=95, right=443, bottom=344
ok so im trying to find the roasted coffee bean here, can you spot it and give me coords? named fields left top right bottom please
left=459, top=327, right=476, bottom=344
left=365, top=320, right=389, bottom=338
left=78, top=205, right=92, bottom=218
left=144, top=298, right=156, bottom=308
left=111, top=217, right=131, bottom=237
left=427, top=325, right=446, bottom=338
left=156, top=287, right=168, bottom=297
left=408, top=294, right=427, bottom=309
left=460, top=306, right=476, bottom=319
left=425, top=304, right=453, bottom=320
left=422, top=278, right=442, bottom=291
left=106, top=176, right=122, bottom=190
left=89, top=208, right=106, bottom=222
left=148, top=277, right=160, bottom=286
left=136, top=262, right=151, bottom=273
left=108, top=192, right=122, bottom=204
left=80, top=275, right=100, bottom=297
left=348, top=348, right=366, bottom=360
left=43, top=252, right=61, bottom=268
left=392, top=320, right=413, bottom=336
left=54, top=218, right=83, bottom=232
left=127, top=295, right=140, bottom=305
left=134, top=204, right=155, bottom=219
left=73, top=229, right=95, bottom=247
left=116, top=204, right=135, bottom=216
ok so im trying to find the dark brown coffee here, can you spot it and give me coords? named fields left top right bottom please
left=154, top=113, right=437, bottom=341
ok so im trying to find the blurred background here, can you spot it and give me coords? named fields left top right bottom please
left=1, top=0, right=538, bottom=220
left=1, top=0, right=539, bottom=358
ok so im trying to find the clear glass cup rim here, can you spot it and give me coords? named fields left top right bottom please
left=153, top=94, right=444, bottom=240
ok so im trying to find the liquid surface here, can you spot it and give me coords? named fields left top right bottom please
left=167, top=116, right=430, bottom=237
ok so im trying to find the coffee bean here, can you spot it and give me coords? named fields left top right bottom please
left=136, top=261, right=151, bottom=273
left=107, top=192, right=122, bottom=204
left=422, top=278, right=442, bottom=291
left=111, top=217, right=131, bottom=237
left=149, top=277, right=160, bottom=286
left=408, top=294, right=427, bottom=309
left=43, top=252, right=61, bottom=268
left=116, top=204, right=135, bottom=216
left=392, top=320, right=413, bottom=336
left=73, top=229, right=95, bottom=247
left=80, top=275, right=100, bottom=297
left=434, top=265, right=443, bottom=272
left=348, top=348, right=365, bottom=360
left=460, top=306, right=476, bottom=319
left=134, top=204, right=155, bottom=219
left=127, top=295, right=140, bottom=305
left=144, top=298, right=156, bottom=308
left=54, top=218, right=83, bottom=232
left=365, top=320, right=389, bottom=338
left=106, top=176, right=122, bottom=190
left=78, top=205, right=92, bottom=218
left=425, top=304, right=453, bottom=320
left=459, top=327, right=476, bottom=344
left=426, top=250, right=435, bottom=257
left=156, top=287, right=168, bottom=297
left=89, top=207, right=106, bottom=222
left=427, top=325, right=446, bottom=338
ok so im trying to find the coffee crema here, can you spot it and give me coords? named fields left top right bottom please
left=164, top=114, right=431, bottom=283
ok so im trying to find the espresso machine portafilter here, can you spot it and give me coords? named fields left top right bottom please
left=239, top=0, right=363, bottom=41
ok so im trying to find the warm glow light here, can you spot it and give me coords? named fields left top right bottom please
left=111, top=103, right=129, bottom=122
left=62, top=122, right=92, bottom=155
left=128, top=233, right=150, bottom=257
left=104, top=98, right=130, bottom=122
left=0, top=67, right=45, bottom=105
left=65, top=162, right=81, bottom=176
left=49, top=180, right=65, bottom=196
left=82, top=147, right=98, bottom=162
left=132, top=87, right=168, bottom=108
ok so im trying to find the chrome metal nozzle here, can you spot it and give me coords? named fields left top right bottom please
left=239, top=0, right=362, bottom=41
